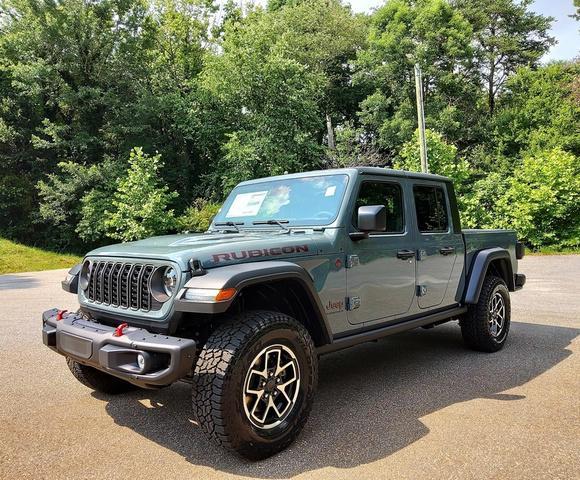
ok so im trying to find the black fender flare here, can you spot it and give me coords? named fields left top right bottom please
left=464, top=248, right=514, bottom=304
left=61, top=262, right=81, bottom=294
left=174, top=260, right=332, bottom=344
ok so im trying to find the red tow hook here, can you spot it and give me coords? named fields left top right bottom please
left=113, top=322, right=129, bottom=337
left=56, top=310, right=68, bottom=321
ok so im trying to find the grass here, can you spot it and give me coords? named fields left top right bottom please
left=0, top=238, right=82, bottom=275
left=527, top=247, right=580, bottom=256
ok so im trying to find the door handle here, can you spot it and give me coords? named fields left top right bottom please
left=397, top=249, right=416, bottom=260
left=439, top=246, right=455, bottom=255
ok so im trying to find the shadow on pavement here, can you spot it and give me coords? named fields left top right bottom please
left=97, top=321, right=578, bottom=477
left=0, top=275, right=40, bottom=290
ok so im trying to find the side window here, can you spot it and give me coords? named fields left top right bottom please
left=413, top=185, right=449, bottom=232
left=354, top=181, right=404, bottom=233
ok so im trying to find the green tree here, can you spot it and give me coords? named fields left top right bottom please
left=453, top=0, right=554, bottom=114
left=356, top=0, right=478, bottom=157
left=394, top=129, right=470, bottom=184
left=105, top=148, right=179, bottom=242
left=394, top=129, right=472, bottom=216
left=37, top=160, right=122, bottom=250
left=495, top=148, right=580, bottom=248
left=460, top=172, right=509, bottom=228
left=492, top=61, right=580, bottom=161
left=177, top=198, right=221, bottom=232
left=201, top=1, right=367, bottom=191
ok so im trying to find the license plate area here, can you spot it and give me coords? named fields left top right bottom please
left=58, top=332, right=93, bottom=359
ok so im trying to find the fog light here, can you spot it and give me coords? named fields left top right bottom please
left=137, top=354, right=146, bottom=371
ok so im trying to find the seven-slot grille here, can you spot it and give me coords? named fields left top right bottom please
left=86, top=261, right=162, bottom=312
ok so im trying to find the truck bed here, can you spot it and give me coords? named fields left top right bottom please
left=462, top=229, right=518, bottom=273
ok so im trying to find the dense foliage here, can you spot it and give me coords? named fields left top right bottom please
left=0, top=0, right=578, bottom=250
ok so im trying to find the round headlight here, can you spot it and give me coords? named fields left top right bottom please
left=79, top=260, right=91, bottom=290
left=163, top=267, right=177, bottom=296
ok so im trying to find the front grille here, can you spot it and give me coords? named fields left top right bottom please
left=86, top=261, right=161, bottom=312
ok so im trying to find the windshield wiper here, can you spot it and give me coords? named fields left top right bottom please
left=252, top=219, right=290, bottom=232
left=213, top=221, right=244, bottom=232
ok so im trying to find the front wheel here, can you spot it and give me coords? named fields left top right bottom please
left=192, top=311, right=318, bottom=460
left=460, top=275, right=511, bottom=352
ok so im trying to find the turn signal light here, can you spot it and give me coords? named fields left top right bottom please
left=183, top=287, right=237, bottom=302
left=215, top=288, right=237, bottom=302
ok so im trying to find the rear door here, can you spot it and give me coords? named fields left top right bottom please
left=412, top=183, right=462, bottom=309
left=346, top=178, right=416, bottom=324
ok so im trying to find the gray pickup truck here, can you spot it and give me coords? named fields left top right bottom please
left=43, top=167, right=525, bottom=459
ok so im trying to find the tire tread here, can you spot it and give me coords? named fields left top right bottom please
left=192, top=310, right=317, bottom=459
left=461, top=275, right=510, bottom=352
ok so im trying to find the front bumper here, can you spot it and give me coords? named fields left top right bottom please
left=42, top=309, right=196, bottom=388
left=515, top=273, right=526, bottom=290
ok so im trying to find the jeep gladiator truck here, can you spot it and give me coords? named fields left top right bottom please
left=43, top=167, right=525, bottom=459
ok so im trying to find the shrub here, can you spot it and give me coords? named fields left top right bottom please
left=105, top=148, right=178, bottom=242
left=177, top=199, right=221, bottom=232
left=394, top=129, right=470, bottom=185
left=494, top=148, right=580, bottom=248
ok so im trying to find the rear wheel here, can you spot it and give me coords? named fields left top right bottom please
left=192, top=310, right=318, bottom=460
left=66, top=357, right=137, bottom=394
left=460, top=275, right=511, bottom=352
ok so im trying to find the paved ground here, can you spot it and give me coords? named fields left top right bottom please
left=0, top=256, right=578, bottom=479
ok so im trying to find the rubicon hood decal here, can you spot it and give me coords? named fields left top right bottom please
left=211, top=244, right=310, bottom=264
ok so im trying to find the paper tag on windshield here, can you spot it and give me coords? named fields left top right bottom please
left=226, top=191, right=267, bottom=217
left=324, top=185, right=337, bottom=197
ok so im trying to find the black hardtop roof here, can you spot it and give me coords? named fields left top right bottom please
left=353, top=166, right=451, bottom=182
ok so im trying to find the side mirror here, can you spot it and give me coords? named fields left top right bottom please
left=357, top=205, right=386, bottom=232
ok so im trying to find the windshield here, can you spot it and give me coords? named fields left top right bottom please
left=212, top=174, right=349, bottom=227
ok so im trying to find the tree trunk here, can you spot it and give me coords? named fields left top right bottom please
left=488, top=65, right=495, bottom=115
left=326, top=113, right=336, bottom=150
left=488, top=26, right=496, bottom=115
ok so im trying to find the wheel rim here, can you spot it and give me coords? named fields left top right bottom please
left=242, top=344, right=301, bottom=430
left=489, top=291, right=506, bottom=338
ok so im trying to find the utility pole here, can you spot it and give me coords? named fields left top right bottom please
left=413, top=63, right=428, bottom=173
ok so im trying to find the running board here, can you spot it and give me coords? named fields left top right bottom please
left=317, top=306, right=467, bottom=355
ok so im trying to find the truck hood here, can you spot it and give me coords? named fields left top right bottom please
left=86, top=230, right=332, bottom=271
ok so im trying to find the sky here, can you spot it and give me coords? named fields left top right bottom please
left=346, top=0, right=579, bottom=61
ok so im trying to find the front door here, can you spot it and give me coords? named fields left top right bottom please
left=412, top=183, right=461, bottom=309
left=346, top=179, right=416, bottom=325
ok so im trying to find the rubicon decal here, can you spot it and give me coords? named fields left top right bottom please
left=212, top=244, right=310, bottom=263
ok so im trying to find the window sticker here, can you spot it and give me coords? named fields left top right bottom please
left=324, top=185, right=337, bottom=197
left=225, top=191, right=268, bottom=218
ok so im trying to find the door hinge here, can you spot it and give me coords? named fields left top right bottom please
left=346, top=255, right=360, bottom=268
left=346, top=296, right=361, bottom=310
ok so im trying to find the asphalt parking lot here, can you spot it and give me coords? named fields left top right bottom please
left=1, top=255, right=578, bottom=479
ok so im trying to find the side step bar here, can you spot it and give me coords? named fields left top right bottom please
left=317, top=306, right=467, bottom=355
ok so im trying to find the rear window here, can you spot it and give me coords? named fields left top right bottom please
left=413, top=185, right=449, bottom=232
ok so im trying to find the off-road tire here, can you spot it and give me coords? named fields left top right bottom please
left=66, top=357, right=137, bottom=394
left=192, top=310, right=318, bottom=460
left=460, top=275, right=511, bottom=352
